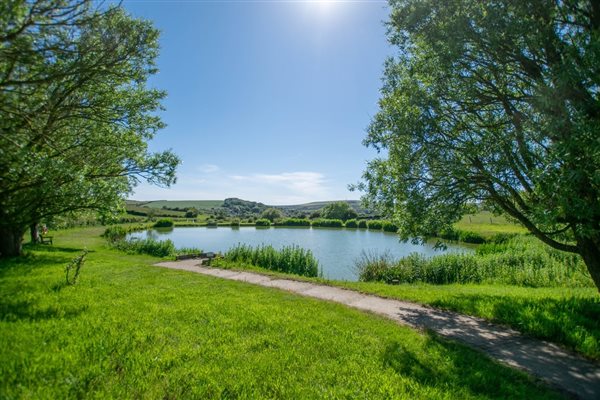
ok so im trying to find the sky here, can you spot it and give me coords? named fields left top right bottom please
left=124, top=0, right=393, bottom=205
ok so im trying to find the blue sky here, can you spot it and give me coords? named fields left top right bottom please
left=125, top=0, right=392, bottom=205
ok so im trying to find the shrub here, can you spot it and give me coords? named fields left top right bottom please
left=438, top=228, right=459, bottom=241
left=154, top=218, right=174, bottom=228
left=260, top=208, right=283, bottom=222
left=206, top=220, right=218, bottom=227
left=345, top=219, right=358, bottom=228
left=230, top=219, right=240, bottom=227
left=382, top=221, right=398, bottom=233
left=102, top=225, right=129, bottom=242
left=311, top=219, right=343, bottom=228
left=357, top=220, right=368, bottom=229
left=367, top=220, right=383, bottom=230
left=65, top=249, right=88, bottom=285
left=223, top=244, right=320, bottom=277
left=255, top=219, right=271, bottom=227
left=489, top=232, right=519, bottom=244
left=458, top=230, right=486, bottom=244
left=275, top=218, right=311, bottom=227
left=102, top=224, right=149, bottom=242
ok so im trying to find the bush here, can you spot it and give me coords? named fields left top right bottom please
left=357, top=220, right=368, bottom=229
left=438, top=228, right=459, bottom=241
left=230, top=219, right=240, bottom=227
left=355, top=235, right=594, bottom=287
left=275, top=218, right=311, bottom=227
left=102, top=224, right=149, bottom=242
left=255, top=219, right=271, bottom=227
left=367, top=220, right=383, bottom=230
left=345, top=219, right=358, bottom=228
left=154, top=219, right=174, bottom=228
left=206, top=220, right=218, bottom=227
left=260, top=208, right=283, bottom=222
left=223, top=244, right=320, bottom=277
left=458, top=230, right=486, bottom=244
left=382, top=221, right=398, bottom=233
left=102, top=225, right=129, bottom=242
left=311, top=219, right=344, bottom=228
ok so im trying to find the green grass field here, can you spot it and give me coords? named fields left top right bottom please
left=0, top=227, right=561, bottom=398
left=456, top=211, right=527, bottom=237
left=141, top=200, right=224, bottom=210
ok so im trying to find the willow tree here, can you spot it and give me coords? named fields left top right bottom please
left=0, top=1, right=179, bottom=256
left=359, top=0, right=600, bottom=289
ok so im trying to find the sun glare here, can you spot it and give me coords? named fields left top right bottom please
left=308, top=0, right=338, bottom=16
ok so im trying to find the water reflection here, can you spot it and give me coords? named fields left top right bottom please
left=128, top=227, right=472, bottom=281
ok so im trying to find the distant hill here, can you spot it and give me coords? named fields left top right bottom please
left=126, top=200, right=223, bottom=210
left=275, top=200, right=366, bottom=214
left=125, top=198, right=375, bottom=218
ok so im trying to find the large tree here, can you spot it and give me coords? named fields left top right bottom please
left=358, top=0, right=600, bottom=289
left=320, top=201, right=358, bottom=221
left=0, top=0, right=179, bottom=256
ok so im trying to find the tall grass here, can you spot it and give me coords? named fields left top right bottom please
left=111, top=238, right=176, bottom=257
left=223, top=244, right=320, bottom=277
left=356, top=236, right=593, bottom=287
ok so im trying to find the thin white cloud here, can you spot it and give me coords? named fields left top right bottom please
left=197, top=164, right=220, bottom=173
left=229, top=172, right=329, bottom=200
left=132, top=170, right=356, bottom=205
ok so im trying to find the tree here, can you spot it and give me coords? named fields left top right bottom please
left=261, top=208, right=283, bottom=222
left=320, top=202, right=358, bottom=221
left=185, top=208, right=199, bottom=218
left=358, top=0, right=600, bottom=289
left=0, top=1, right=179, bottom=256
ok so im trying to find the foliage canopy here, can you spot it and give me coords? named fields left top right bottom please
left=0, top=0, right=179, bottom=255
left=320, top=201, right=358, bottom=221
left=358, top=0, right=600, bottom=289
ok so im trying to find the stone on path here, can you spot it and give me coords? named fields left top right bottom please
left=156, top=260, right=600, bottom=400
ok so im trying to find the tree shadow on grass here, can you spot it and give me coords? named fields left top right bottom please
left=0, top=298, right=87, bottom=322
left=429, top=294, right=600, bottom=359
left=0, top=246, right=94, bottom=279
left=382, top=334, right=561, bottom=399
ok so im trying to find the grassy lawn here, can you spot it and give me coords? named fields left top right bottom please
left=215, top=261, right=600, bottom=361
left=335, top=281, right=600, bottom=360
left=0, top=228, right=562, bottom=399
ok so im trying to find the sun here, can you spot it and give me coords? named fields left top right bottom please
left=309, top=0, right=338, bottom=14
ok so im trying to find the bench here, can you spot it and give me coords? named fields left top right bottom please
left=40, top=235, right=53, bottom=245
left=175, top=251, right=216, bottom=265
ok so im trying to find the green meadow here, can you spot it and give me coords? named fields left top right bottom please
left=0, top=227, right=562, bottom=399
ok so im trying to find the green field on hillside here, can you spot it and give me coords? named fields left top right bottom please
left=0, top=227, right=560, bottom=399
left=133, top=200, right=224, bottom=210
left=456, top=211, right=527, bottom=237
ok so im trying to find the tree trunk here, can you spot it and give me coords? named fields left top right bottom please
left=577, top=235, right=600, bottom=292
left=30, top=222, right=40, bottom=244
left=0, top=226, right=25, bottom=257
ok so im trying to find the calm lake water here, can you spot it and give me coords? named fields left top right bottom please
left=129, top=227, right=471, bottom=281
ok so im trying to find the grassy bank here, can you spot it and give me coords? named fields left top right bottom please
left=0, top=227, right=561, bottom=398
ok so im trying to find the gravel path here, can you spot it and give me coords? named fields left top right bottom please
left=156, top=260, right=600, bottom=399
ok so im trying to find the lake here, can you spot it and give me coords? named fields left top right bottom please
left=129, top=227, right=471, bottom=281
